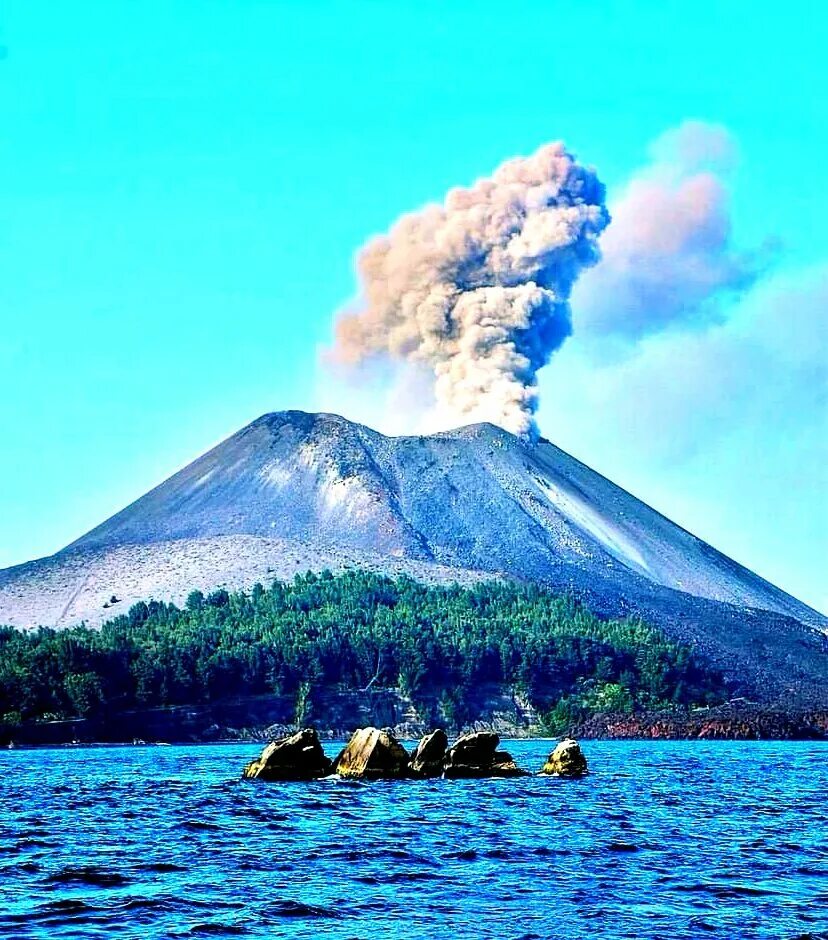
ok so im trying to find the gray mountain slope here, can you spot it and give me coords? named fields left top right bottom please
left=1, top=411, right=826, bottom=702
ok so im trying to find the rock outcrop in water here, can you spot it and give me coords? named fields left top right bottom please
left=540, top=738, right=588, bottom=777
left=242, top=727, right=589, bottom=781
left=333, top=727, right=410, bottom=780
left=242, top=728, right=332, bottom=780
left=443, top=731, right=526, bottom=778
left=409, top=729, right=449, bottom=778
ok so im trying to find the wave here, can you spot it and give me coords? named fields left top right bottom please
left=46, top=865, right=130, bottom=888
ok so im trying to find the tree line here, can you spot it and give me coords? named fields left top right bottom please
left=0, top=570, right=729, bottom=731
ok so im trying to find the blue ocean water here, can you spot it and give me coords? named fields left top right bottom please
left=1, top=740, right=826, bottom=940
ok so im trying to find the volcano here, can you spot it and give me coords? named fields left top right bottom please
left=1, top=411, right=825, bottom=702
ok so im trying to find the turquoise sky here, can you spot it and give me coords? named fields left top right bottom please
left=1, top=1, right=826, bottom=610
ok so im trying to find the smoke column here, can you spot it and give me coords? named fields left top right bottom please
left=330, top=143, right=608, bottom=438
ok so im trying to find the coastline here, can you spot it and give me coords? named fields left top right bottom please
left=4, top=700, right=827, bottom=748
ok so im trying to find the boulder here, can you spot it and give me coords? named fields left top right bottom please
left=409, top=728, right=448, bottom=778
left=490, top=750, right=524, bottom=776
left=447, top=730, right=499, bottom=763
left=242, top=728, right=332, bottom=780
left=541, top=738, right=588, bottom=777
left=443, top=731, right=526, bottom=778
left=333, top=727, right=410, bottom=780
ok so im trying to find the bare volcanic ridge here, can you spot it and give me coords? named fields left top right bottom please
left=1, top=411, right=826, bottom=703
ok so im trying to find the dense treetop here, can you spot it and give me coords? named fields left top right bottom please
left=0, top=571, right=728, bottom=732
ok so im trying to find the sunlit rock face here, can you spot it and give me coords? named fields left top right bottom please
left=541, top=739, right=588, bottom=777
left=333, top=727, right=410, bottom=780
left=242, top=729, right=332, bottom=781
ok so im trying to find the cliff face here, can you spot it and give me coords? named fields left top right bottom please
left=3, top=690, right=826, bottom=747
left=1, top=410, right=826, bottom=704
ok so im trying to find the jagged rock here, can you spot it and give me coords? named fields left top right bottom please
left=409, top=728, right=448, bottom=777
left=490, top=750, right=524, bottom=776
left=242, top=727, right=331, bottom=780
left=541, top=738, right=588, bottom=777
left=443, top=731, right=526, bottom=778
left=447, top=730, right=499, bottom=763
left=333, top=727, right=410, bottom=780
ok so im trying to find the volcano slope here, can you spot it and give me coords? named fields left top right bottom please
left=1, top=411, right=825, bottom=704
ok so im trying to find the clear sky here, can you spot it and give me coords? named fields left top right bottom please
left=1, top=1, right=826, bottom=611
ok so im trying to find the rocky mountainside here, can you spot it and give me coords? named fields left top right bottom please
left=1, top=411, right=826, bottom=702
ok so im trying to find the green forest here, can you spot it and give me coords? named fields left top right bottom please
left=0, top=570, right=729, bottom=733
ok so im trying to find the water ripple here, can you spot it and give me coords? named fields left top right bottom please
left=1, top=741, right=827, bottom=939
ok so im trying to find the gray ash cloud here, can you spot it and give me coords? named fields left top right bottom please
left=330, top=142, right=608, bottom=438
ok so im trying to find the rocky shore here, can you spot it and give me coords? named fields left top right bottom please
left=4, top=693, right=827, bottom=747
left=242, top=727, right=588, bottom=781
left=572, top=704, right=828, bottom=740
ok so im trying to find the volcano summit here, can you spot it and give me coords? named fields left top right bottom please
left=1, top=411, right=825, bottom=703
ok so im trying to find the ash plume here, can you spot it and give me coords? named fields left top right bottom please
left=572, top=121, right=771, bottom=346
left=330, top=143, right=608, bottom=437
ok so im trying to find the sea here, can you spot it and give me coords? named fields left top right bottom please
left=1, top=740, right=826, bottom=940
